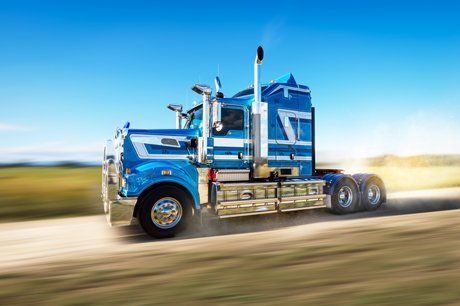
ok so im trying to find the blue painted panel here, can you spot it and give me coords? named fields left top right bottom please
left=120, top=129, right=201, bottom=209
left=117, top=72, right=317, bottom=205
left=210, top=105, right=249, bottom=169
left=263, top=78, right=313, bottom=176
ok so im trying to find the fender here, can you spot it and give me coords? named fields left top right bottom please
left=321, top=173, right=360, bottom=209
left=123, top=160, right=201, bottom=210
left=321, top=173, right=359, bottom=196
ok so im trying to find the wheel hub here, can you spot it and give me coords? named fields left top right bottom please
left=367, top=185, right=381, bottom=205
left=151, top=197, right=183, bottom=229
left=338, top=186, right=353, bottom=208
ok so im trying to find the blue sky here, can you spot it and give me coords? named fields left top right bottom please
left=0, top=0, right=459, bottom=162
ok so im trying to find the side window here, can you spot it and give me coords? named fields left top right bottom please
left=298, top=118, right=311, bottom=141
left=213, top=108, right=244, bottom=136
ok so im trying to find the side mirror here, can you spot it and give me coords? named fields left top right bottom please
left=212, top=101, right=222, bottom=131
left=167, top=104, right=183, bottom=113
left=167, top=104, right=184, bottom=129
left=191, top=84, right=212, bottom=96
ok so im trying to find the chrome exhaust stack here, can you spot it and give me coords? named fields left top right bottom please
left=254, top=46, right=264, bottom=105
left=192, top=84, right=212, bottom=164
left=252, top=46, right=270, bottom=178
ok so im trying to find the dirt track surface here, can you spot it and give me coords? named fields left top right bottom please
left=2, top=187, right=460, bottom=272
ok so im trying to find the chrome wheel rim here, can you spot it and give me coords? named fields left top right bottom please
left=338, top=186, right=353, bottom=208
left=367, top=185, right=381, bottom=205
left=151, top=197, right=183, bottom=229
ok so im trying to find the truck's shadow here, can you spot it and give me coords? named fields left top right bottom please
left=116, top=193, right=460, bottom=243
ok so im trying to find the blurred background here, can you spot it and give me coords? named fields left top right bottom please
left=1, top=0, right=459, bottom=221
left=1, top=0, right=460, bottom=305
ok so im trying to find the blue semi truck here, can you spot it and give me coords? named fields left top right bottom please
left=102, top=47, right=386, bottom=238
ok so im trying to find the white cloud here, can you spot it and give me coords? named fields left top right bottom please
left=0, top=141, right=104, bottom=163
left=317, top=109, right=460, bottom=162
left=0, top=123, right=33, bottom=132
left=261, top=19, right=285, bottom=49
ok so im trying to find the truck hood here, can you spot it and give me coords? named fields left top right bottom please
left=121, top=128, right=199, bottom=167
left=126, top=128, right=199, bottom=138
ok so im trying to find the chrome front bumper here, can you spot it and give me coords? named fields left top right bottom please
left=101, top=153, right=137, bottom=227
left=103, top=195, right=137, bottom=226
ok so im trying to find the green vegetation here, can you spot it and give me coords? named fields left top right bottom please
left=366, top=166, right=460, bottom=192
left=1, top=156, right=460, bottom=222
left=0, top=167, right=102, bottom=222
left=1, top=210, right=460, bottom=305
left=363, top=155, right=460, bottom=191
left=321, top=154, right=460, bottom=192
left=365, top=154, right=460, bottom=167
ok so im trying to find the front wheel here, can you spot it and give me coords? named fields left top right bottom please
left=138, top=186, right=193, bottom=238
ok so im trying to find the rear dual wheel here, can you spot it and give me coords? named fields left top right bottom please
left=330, top=175, right=386, bottom=214
left=330, top=177, right=360, bottom=214
left=360, top=176, right=385, bottom=211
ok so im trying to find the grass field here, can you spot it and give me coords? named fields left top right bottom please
left=0, top=167, right=102, bottom=222
left=366, top=166, right=460, bottom=192
left=1, top=163, right=460, bottom=223
left=1, top=209, right=460, bottom=305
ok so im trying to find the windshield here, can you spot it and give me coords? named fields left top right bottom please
left=184, top=106, right=203, bottom=129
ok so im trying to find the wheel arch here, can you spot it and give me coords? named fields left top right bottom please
left=134, top=181, right=198, bottom=219
left=322, top=173, right=359, bottom=196
left=322, top=173, right=361, bottom=213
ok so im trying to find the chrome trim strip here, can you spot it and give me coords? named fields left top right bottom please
left=213, top=155, right=312, bottom=161
left=278, top=194, right=327, bottom=202
left=268, top=139, right=312, bottom=146
left=137, top=154, right=191, bottom=160
left=214, top=138, right=245, bottom=147
left=280, top=179, right=325, bottom=185
left=268, top=156, right=312, bottom=161
left=218, top=181, right=278, bottom=188
left=213, top=155, right=252, bottom=160
left=279, top=205, right=326, bottom=212
left=218, top=210, right=278, bottom=219
left=218, top=198, right=278, bottom=206
left=266, top=85, right=311, bottom=96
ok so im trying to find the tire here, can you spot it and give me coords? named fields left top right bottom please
left=330, top=177, right=360, bottom=214
left=137, top=186, right=193, bottom=238
left=361, top=176, right=386, bottom=211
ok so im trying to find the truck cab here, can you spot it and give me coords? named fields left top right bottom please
left=102, top=47, right=386, bottom=238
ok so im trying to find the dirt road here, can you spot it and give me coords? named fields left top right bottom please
left=2, top=187, right=460, bottom=272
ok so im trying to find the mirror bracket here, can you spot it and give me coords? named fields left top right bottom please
left=212, top=100, right=222, bottom=130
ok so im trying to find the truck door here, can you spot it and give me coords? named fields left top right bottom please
left=211, top=105, right=249, bottom=169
